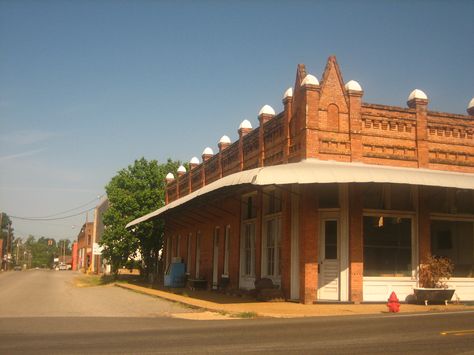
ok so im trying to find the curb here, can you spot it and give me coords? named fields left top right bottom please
left=114, top=283, right=253, bottom=318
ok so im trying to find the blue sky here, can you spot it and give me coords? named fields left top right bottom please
left=1, top=0, right=473, bottom=241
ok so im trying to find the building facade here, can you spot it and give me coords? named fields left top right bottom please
left=91, top=197, right=109, bottom=274
left=76, top=222, right=94, bottom=272
left=129, top=56, right=474, bottom=303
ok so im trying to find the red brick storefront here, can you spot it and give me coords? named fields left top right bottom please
left=130, top=56, right=474, bottom=303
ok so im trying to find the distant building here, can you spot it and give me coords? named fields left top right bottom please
left=91, top=197, right=109, bottom=274
left=128, top=56, right=474, bottom=303
left=76, top=222, right=94, bottom=272
left=71, top=241, right=78, bottom=271
left=0, top=239, right=3, bottom=270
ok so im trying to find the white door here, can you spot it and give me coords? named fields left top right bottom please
left=318, top=218, right=340, bottom=301
left=212, top=231, right=219, bottom=290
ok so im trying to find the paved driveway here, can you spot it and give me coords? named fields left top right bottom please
left=0, top=269, right=197, bottom=317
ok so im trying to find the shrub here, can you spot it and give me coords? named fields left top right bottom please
left=418, top=255, right=454, bottom=288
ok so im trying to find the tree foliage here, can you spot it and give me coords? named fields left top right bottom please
left=15, top=236, right=72, bottom=268
left=101, top=157, right=181, bottom=276
left=1, top=213, right=13, bottom=266
left=1, top=212, right=13, bottom=247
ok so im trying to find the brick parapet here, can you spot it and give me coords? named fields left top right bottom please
left=165, top=58, right=474, bottom=204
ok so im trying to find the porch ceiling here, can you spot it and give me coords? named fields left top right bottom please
left=126, top=159, right=474, bottom=228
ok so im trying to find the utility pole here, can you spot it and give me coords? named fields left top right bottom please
left=5, top=221, right=11, bottom=271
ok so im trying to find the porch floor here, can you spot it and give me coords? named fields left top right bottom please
left=115, top=283, right=474, bottom=319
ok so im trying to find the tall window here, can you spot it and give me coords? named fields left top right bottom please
left=241, top=193, right=257, bottom=278
left=363, top=216, right=412, bottom=277
left=223, top=225, right=230, bottom=276
left=362, top=183, right=414, bottom=211
left=431, top=220, right=474, bottom=277
left=186, top=233, right=192, bottom=273
left=166, top=236, right=171, bottom=267
left=263, top=188, right=282, bottom=278
left=427, top=188, right=474, bottom=215
left=195, top=231, right=201, bottom=278
left=242, top=223, right=255, bottom=276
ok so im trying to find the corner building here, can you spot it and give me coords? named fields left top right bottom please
left=129, top=56, right=474, bottom=303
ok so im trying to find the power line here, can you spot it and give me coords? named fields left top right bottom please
left=9, top=206, right=96, bottom=221
left=9, top=194, right=104, bottom=219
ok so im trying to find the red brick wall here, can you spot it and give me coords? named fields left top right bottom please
left=349, top=184, right=363, bottom=303
left=298, top=185, right=318, bottom=304
left=161, top=56, right=474, bottom=302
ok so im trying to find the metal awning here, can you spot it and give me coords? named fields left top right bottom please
left=126, top=159, right=474, bottom=228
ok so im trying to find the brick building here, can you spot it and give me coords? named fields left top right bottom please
left=91, top=197, right=109, bottom=274
left=128, top=56, right=474, bottom=303
left=76, top=222, right=94, bottom=272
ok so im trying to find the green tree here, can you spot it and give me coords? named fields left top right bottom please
left=101, top=157, right=181, bottom=277
left=26, top=236, right=57, bottom=268
left=1, top=213, right=13, bottom=268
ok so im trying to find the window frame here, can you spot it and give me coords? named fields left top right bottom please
left=362, top=211, right=417, bottom=279
left=261, top=187, right=282, bottom=283
left=223, top=225, right=230, bottom=276
left=240, top=192, right=257, bottom=280
left=430, top=214, right=474, bottom=279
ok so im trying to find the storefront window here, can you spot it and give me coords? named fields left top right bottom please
left=431, top=220, right=474, bottom=277
left=241, top=193, right=257, bottom=278
left=318, top=184, right=339, bottom=209
left=242, top=222, right=255, bottom=276
left=243, top=194, right=257, bottom=219
left=362, top=184, right=413, bottom=211
left=427, top=188, right=474, bottom=215
left=264, top=218, right=281, bottom=277
left=263, top=188, right=282, bottom=279
left=363, top=216, right=412, bottom=276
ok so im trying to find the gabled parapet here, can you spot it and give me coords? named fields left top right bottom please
left=164, top=57, right=474, bottom=203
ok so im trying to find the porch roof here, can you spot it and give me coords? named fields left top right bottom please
left=126, top=159, right=474, bottom=228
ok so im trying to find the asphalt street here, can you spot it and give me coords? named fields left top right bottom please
left=0, top=269, right=197, bottom=317
left=1, top=270, right=474, bottom=354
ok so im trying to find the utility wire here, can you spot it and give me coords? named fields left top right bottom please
left=8, top=194, right=104, bottom=219
left=10, top=206, right=96, bottom=221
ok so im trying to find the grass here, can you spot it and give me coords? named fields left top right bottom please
left=74, top=274, right=115, bottom=287
left=234, top=311, right=258, bottom=319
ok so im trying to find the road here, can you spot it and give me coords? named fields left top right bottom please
left=1, top=270, right=474, bottom=354
left=0, top=269, right=197, bottom=317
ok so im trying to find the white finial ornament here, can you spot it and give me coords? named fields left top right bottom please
left=189, top=157, right=200, bottom=165
left=301, top=74, right=319, bottom=86
left=258, top=104, right=275, bottom=116
left=408, top=89, right=428, bottom=101
left=239, top=119, right=252, bottom=129
left=345, top=80, right=363, bottom=92
left=467, top=97, right=474, bottom=115
left=202, top=147, right=214, bottom=155
left=283, top=87, right=293, bottom=99
left=219, top=135, right=231, bottom=144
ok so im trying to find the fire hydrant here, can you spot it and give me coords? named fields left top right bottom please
left=387, top=291, right=400, bottom=313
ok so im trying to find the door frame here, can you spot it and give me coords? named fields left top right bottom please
left=212, top=227, right=219, bottom=290
left=318, top=212, right=341, bottom=301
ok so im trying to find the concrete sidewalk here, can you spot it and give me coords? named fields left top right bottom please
left=115, top=283, right=473, bottom=319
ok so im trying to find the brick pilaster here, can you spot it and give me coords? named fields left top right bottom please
left=298, top=185, right=318, bottom=304
left=258, top=113, right=273, bottom=167
left=409, top=97, right=429, bottom=168
left=349, top=184, right=363, bottom=303
left=418, top=186, right=431, bottom=264
left=238, top=125, right=252, bottom=171
left=348, top=89, right=364, bottom=161
left=282, top=92, right=293, bottom=163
